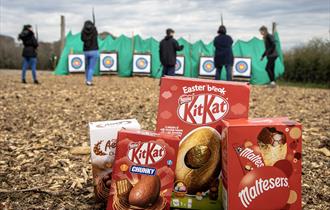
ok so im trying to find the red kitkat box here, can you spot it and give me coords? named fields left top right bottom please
left=106, top=129, right=180, bottom=210
left=221, top=118, right=302, bottom=210
left=156, top=76, right=250, bottom=209
left=157, top=77, right=250, bottom=136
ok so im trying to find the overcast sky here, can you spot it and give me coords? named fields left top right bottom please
left=0, top=0, right=329, bottom=50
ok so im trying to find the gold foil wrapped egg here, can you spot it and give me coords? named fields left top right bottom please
left=175, top=127, right=221, bottom=194
left=184, top=145, right=211, bottom=169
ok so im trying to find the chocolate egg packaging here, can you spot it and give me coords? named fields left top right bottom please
left=156, top=76, right=250, bottom=209
left=89, top=119, right=141, bottom=202
left=220, top=118, right=302, bottom=210
left=106, top=129, right=180, bottom=210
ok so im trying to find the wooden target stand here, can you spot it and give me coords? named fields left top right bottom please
left=132, top=52, right=152, bottom=76
left=99, top=51, right=118, bottom=75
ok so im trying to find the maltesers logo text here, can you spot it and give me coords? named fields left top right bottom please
left=240, top=148, right=265, bottom=168
left=128, top=142, right=166, bottom=165
left=238, top=176, right=289, bottom=208
left=177, top=94, right=229, bottom=125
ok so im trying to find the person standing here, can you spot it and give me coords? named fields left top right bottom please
left=213, top=25, right=234, bottom=81
left=159, top=28, right=184, bottom=76
left=81, top=20, right=99, bottom=86
left=259, top=25, right=278, bottom=86
left=18, top=25, right=39, bottom=84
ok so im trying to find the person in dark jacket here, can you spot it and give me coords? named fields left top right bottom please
left=18, top=24, right=39, bottom=84
left=213, top=25, right=234, bottom=81
left=159, top=28, right=184, bottom=76
left=260, top=25, right=278, bottom=86
left=81, top=20, right=99, bottom=86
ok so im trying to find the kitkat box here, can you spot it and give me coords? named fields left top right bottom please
left=156, top=76, right=250, bottom=209
left=221, top=118, right=302, bottom=210
left=106, top=129, right=180, bottom=210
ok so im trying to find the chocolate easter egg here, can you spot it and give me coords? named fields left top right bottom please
left=128, top=175, right=161, bottom=208
left=185, top=145, right=211, bottom=169
left=175, top=127, right=221, bottom=194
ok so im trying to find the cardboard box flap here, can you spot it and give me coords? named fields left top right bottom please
left=222, top=117, right=301, bottom=127
left=89, top=119, right=140, bottom=130
left=162, top=76, right=250, bottom=88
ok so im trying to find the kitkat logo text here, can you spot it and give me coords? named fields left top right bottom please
left=177, top=94, right=229, bottom=125
left=127, top=142, right=166, bottom=165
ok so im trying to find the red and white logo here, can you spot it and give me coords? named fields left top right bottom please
left=239, top=147, right=265, bottom=168
left=177, top=94, right=229, bottom=125
left=127, top=142, right=166, bottom=165
left=238, top=167, right=290, bottom=210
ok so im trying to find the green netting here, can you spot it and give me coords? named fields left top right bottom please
left=54, top=31, right=284, bottom=84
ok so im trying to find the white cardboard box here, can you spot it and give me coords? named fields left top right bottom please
left=89, top=119, right=141, bottom=201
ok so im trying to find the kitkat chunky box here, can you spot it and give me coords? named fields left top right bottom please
left=156, top=76, right=250, bottom=209
left=221, top=118, right=302, bottom=210
left=89, top=119, right=141, bottom=202
left=106, top=129, right=180, bottom=210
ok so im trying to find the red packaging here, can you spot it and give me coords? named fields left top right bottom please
left=157, top=77, right=250, bottom=137
left=156, top=76, right=250, bottom=209
left=221, top=118, right=302, bottom=210
left=106, top=129, right=180, bottom=210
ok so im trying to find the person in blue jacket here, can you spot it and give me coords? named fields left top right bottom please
left=213, top=25, right=234, bottom=81
left=81, top=20, right=99, bottom=86
left=18, top=25, right=39, bottom=84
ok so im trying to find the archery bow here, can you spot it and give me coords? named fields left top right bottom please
left=92, top=7, right=96, bottom=25
left=35, top=24, right=39, bottom=41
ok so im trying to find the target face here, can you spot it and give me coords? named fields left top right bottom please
left=72, top=58, right=83, bottom=69
left=175, top=60, right=182, bottom=71
left=233, top=57, right=252, bottom=78
left=133, top=54, right=151, bottom=74
left=103, top=56, right=114, bottom=68
left=199, top=57, right=216, bottom=76
left=235, top=61, right=248, bottom=73
left=203, top=60, right=215, bottom=72
left=175, top=56, right=185, bottom=75
left=100, top=53, right=117, bottom=72
left=68, top=54, right=85, bottom=72
left=136, top=58, right=148, bottom=70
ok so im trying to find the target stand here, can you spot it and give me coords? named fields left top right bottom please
left=198, top=56, right=216, bottom=78
left=175, top=55, right=185, bottom=76
left=68, top=54, right=85, bottom=73
left=232, top=57, right=252, bottom=82
left=132, top=53, right=152, bottom=76
left=100, top=51, right=118, bottom=74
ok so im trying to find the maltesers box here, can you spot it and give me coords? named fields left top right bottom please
left=107, top=129, right=180, bottom=210
left=89, top=119, right=141, bottom=202
left=156, top=76, right=250, bottom=209
left=220, top=118, right=302, bottom=210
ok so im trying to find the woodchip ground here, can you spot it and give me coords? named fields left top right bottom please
left=0, top=70, right=329, bottom=209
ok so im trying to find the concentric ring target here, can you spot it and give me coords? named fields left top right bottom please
left=135, top=57, right=148, bottom=70
left=235, top=60, right=248, bottom=73
left=202, top=60, right=215, bottom=73
left=71, top=57, right=83, bottom=69
left=175, top=59, right=182, bottom=72
left=102, top=56, right=114, bottom=68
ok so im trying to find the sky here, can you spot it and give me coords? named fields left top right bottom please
left=0, top=0, right=329, bottom=50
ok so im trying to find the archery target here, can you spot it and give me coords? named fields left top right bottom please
left=133, top=54, right=151, bottom=74
left=69, top=54, right=85, bottom=72
left=199, top=56, right=216, bottom=76
left=233, top=57, right=251, bottom=78
left=175, top=56, right=185, bottom=75
left=100, top=53, right=117, bottom=72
